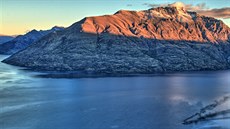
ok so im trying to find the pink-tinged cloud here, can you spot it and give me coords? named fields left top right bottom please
left=197, top=8, right=230, bottom=19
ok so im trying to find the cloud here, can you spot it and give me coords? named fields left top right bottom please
left=185, top=3, right=209, bottom=11
left=143, top=2, right=230, bottom=19
left=143, top=3, right=168, bottom=8
left=127, top=4, right=132, bottom=7
left=197, top=8, right=230, bottom=19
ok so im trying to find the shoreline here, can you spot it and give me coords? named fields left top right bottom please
left=1, top=54, right=230, bottom=79
left=33, top=69, right=230, bottom=79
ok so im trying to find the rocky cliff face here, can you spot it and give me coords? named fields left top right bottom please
left=3, top=6, right=230, bottom=75
left=0, top=26, right=64, bottom=54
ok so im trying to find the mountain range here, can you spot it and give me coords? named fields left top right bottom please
left=3, top=3, right=230, bottom=75
left=0, top=35, right=14, bottom=44
left=0, top=26, right=64, bottom=54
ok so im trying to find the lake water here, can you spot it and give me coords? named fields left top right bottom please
left=0, top=55, right=230, bottom=129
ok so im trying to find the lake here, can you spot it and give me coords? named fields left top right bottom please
left=0, top=55, right=230, bottom=129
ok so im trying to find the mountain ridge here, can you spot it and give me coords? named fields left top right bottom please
left=74, top=6, right=230, bottom=43
left=0, top=26, right=64, bottom=54
left=0, top=35, right=14, bottom=44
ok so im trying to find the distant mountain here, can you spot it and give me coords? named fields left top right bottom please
left=0, top=35, right=14, bottom=44
left=3, top=3, right=230, bottom=75
left=0, top=26, right=64, bottom=54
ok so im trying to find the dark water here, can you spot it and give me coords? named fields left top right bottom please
left=0, top=55, right=230, bottom=129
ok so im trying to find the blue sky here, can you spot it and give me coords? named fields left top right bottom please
left=0, top=0, right=230, bottom=35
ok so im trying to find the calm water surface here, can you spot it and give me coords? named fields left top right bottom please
left=0, top=55, right=230, bottom=129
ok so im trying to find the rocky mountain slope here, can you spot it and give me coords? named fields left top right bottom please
left=0, top=26, right=64, bottom=54
left=79, top=5, right=229, bottom=43
left=0, top=35, right=14, bottom=44
left=3, top=4, right=230, bottom=75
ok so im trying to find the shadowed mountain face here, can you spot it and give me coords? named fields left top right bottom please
left=3, top=6, right=230, bottom=74
left=0, top=26, right=64, bottom=55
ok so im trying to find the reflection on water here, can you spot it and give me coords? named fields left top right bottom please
left=0, top=55, right=230, bottom=129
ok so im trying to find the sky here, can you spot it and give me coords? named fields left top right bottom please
left=0, top=0, right=230, bottom=35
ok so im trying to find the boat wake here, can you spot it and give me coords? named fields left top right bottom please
left=183, top=95, right=230, bottom=125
